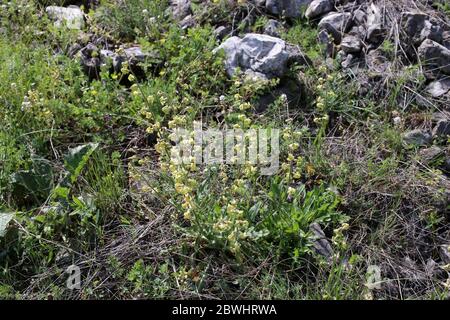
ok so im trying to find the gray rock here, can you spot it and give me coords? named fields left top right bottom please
left=266, top=0, right=313, bottom=18
left=79, top=43, right=101, bottom=79
left=170, top=0, right=191, bottom=21
left=214, top=33, right=309, bottom=80
left=431, top=111, right=450, bottom=123
left=123, top=47, right=148, bottom=62
left=179, top=14, right=195, bottom=29
left=341, top=53, right=354, bottom=68
left=305, top=0, right=333, bottom=19
left=286, top=43, right=313, bottom=66
left=418, top=39, right=450, bottom=78
left=424, top=258, right=439, bottom=278
left=340, top=53, right=363, bottom=71
left=214, top=26, right=230, bottom=40
left=341, top=35, right=362, bottom=53
left=239, top=34, right=288, bottom=78
left=366, top=3, right=383, bottom=43
left=46, top=6, right=84, bottom=30
left=419, top=146, right=444, bottom=164
left=353, top=9, right=366, bottom=26
left=348, top=25, right=366, bottom=38
left=366, top=3, right=382, bottom=27
left=403, top=129, right=432, bottom=146
left=443, top=31, right=450, bottom=50
left=82, top=43, right=99, bottom=57
left=444, top=158, right=450, bottom=173
left=318, top=12, right=352, bottom=43
left=336, top=49, right=346, bottom=62
left=402, top=12, right=442, bottom=46
left=426, top=79, right=450, bottom=98
left=254, top=0, right=267, bottom=6
left=439, top=244, right=450, bottom=264
left=99, top=49, right=122, bottom=74
left=433, top=120, right=450, bottom=137
left=309, top=223, right=333, bottom=260
left=318, top=29, right=334, bottom=57
left=99, top=46, right=158, bottom=78
left=214, top=36, right=244, bottom=77
left=264, top=19, right=283, bottom=37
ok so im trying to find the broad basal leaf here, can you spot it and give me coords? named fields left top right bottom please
left=64, top=143, right=99, bottom=183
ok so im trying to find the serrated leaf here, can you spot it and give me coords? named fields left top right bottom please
left=0, top=212, right=14, bottom=238
left=64, top=143, right=99, bottom=183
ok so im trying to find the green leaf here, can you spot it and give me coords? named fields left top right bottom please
left=0, top=212, right=14, bottom=238
left=10, top=158, right=53, bottom=203
left=52, top=186, right=70, bottom=200
left=64, top=143, right=99, bottom=183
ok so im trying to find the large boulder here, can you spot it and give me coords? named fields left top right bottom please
left=305, top=0, right=334, bottom=19
left=418, top=39, right=450, bottom=78
left=46, top=5, right=85, bottom=30
left=265, top=0, right=313, bottom=18
left=214, top=33, right=310, bottom=80
left=318, top=12, right=352, bottom=43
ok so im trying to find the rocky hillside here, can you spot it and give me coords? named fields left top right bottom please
left=0, top=0, right=450, bottom=299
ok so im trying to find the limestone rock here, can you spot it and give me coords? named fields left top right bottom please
left=99, top=46, right=159, bottom=79
left=341, top=35, right=362, bottom=53
left=46, top=6, right=85, bottom=30
left=170, top=0, right=191, bottom=21
left=318, top=12, right=352, bottom=43
left=305, top=0, right=333, bottom=19
left=214, top=33, right=310, bottom=80
left=426, top=79, right=450, bottom=98
left=264, top=19, right=284, bottom=37
left=418, top=39, right=450, bottom=78
left=366, top=3, right=383, bottom=43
